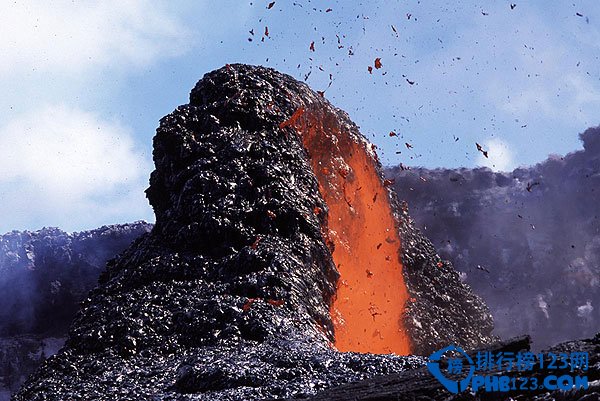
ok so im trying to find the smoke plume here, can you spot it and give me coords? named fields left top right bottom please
left=387, top=126, right=600, bottom=350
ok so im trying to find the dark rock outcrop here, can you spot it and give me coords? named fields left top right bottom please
left=0, top=222, right=152, bottom=399
left=305, top=334, right=600, bottom=401
left=15, top=65, right=492, bottom=400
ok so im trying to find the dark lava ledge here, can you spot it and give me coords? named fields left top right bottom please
left=15, top=64, right=494, bottom=400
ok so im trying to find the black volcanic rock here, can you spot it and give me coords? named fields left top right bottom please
left=15, top=65, right=492, bottom=400
left=0, top=222, right=152, bottom=398
left=305, top=334, right=600, bottom=401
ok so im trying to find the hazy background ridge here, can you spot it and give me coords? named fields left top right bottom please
left=388, top=126, right=600, bottom=349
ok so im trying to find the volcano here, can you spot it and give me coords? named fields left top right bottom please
left=15, top=64, right=494, bottom=400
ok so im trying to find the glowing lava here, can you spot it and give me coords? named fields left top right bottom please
left=294, top=107, right=411, bottom=355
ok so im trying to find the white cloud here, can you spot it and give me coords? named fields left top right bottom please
left=0, top=105, right=153, bottom=232
left=0, top=0, right=189, bottom=232
left=477, top=138, right=515, bottom=172
left=0, top=0, right=189, bottom=75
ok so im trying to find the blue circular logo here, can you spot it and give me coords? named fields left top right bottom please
left=427, top=345, right=475, bottom=394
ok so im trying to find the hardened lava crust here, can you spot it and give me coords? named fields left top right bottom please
left=14, top=64, right=493, bottom=400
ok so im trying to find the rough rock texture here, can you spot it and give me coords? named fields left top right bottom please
left=15, top=64, right=492, bottom=400
left=305, top=334, right=600, bottom=401
left=386, top=129, right=600, bottom=349
left=0, top=223, right=153, bottom=336
left=0, top=337, right=65, bottom=401
left=0, top=223, right=151, bottom=399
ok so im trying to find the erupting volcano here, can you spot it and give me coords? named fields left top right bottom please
left=16, top=65, right=494, bottom=400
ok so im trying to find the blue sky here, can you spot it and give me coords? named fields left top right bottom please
left=1, top=0, right=599, bottom=232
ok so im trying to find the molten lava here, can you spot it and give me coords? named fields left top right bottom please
left=293, top=108, right=411, bottom=355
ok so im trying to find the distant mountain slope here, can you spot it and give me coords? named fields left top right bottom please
left=0, top=221, right=151, bottom=398
left=387, top=126, right=600, bottom=350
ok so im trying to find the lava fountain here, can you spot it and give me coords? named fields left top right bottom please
left=285, top=106, right=411, bottom=354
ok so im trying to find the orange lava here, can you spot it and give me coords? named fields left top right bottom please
left=295, top=108, right=411, bottom=355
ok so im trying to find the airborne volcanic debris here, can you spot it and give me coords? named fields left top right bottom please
left=388, top=126, right=600, bottom=351
left=15, top=64, right=493, bottom=400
